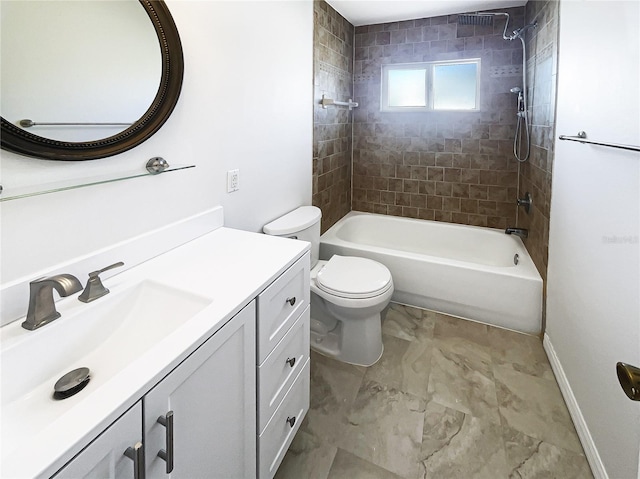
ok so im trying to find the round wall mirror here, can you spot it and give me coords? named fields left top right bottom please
left=0, top=0, right=183, bottom=161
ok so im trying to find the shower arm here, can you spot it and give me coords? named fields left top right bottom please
left=472, top=13, right=514, bottom=41
left=497, top=13, right=514, bottom=41
left=471, top=12, right=529, bottom=41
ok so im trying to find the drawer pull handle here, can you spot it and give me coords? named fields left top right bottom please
left=157, top=411, right=174, bottom=473
left=123, top=442, right=145, bottom=479
left=286, top=357, right=296, bottom=368
left=286, top=297, right=296, bottom=306
left=286, top=416, right=296, bottom=428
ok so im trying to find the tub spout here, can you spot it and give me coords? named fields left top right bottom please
left=505, top=227, right=528, bottom=238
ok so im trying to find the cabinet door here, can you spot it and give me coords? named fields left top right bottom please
left=145, top=302, right=256, bottom=479
left=53, top=402, right=142, bottom=479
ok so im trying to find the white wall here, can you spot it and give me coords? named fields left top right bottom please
left=547, top=1, right=640, bottom=478
left=0, top=1, right=313, bottom=286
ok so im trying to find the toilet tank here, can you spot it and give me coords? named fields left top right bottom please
left=263, top=206, right=322, bottom=268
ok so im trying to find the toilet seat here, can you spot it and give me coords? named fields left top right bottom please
left=316, top=256, right=392, bottom=299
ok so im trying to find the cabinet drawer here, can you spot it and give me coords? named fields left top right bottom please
left=257, top=359, right=309, bottom=479
left=257, top=306, right=309, bottom=434
left=257, top=253, right=310, bottom=364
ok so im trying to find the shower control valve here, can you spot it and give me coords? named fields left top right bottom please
left=517, top=192, right=533, bottom=214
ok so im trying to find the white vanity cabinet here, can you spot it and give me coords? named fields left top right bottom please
left=9, top=224, right=313, bottom=479
left=144, top=301, right=256, bottom=479
left=51, top=302, right=256, bottom=479
left=52, top=403, right=143, bottom=479
left=256, top=253, right=311, bottom=479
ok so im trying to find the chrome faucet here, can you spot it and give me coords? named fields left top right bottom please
left=22, top=274, right=82, bottom=330
left=505, top=227, right=529, bottom=239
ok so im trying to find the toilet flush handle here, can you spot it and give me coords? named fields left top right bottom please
left=286, top=297, right=296, bottom=306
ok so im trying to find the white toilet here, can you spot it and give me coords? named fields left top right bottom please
left=264, top=206, right=393, bottom=366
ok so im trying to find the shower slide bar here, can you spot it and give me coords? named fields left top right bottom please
left=320, top=94, right=358, bottom=110
left=19, top=119, right=132, bottom=128
left=559, top=131, right=640, bottom=153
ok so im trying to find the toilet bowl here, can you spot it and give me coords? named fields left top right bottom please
left=263, top=206, right=394, bottom=366
left=310, top=256, right=393, bottom=366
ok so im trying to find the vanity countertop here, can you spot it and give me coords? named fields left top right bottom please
left=0, top=226, right=309, bottom=479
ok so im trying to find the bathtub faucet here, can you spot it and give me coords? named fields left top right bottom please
left=505, top=227, right=528, bottom=239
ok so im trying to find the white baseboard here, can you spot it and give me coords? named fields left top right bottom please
left=543, top=333, right=608, bottom=479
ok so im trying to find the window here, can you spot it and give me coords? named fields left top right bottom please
left=381, top=59, right=480, bottom=112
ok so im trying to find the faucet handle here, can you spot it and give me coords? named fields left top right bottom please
left=79, top=261, right=124, bottom=303
left=88, top=261, right=125, bottom=278
left=516, top=192, right=532, bottom=214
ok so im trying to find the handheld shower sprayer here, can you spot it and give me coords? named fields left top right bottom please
left=510, top=23, right=538, bottom=40
left=510, top=87, right=524, bottom=113
left=511, top=84, right=529, bottom=161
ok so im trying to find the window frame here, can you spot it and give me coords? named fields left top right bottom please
left=380, top=58, right=481, bottom=113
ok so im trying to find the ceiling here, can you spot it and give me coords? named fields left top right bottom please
left=325, top=0, right=527, bottom=26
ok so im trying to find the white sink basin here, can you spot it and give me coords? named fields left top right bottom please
left=0, top=279, right=211, bottom=450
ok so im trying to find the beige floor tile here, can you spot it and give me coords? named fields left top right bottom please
left=486, top=326, right=554, bottom=379
left=311, top=349, right=368, bottom=377
left=363, top=334, right=433, bottom=398
left=494, top=364, right=584, bottom=454
left=383, top=303, right=436, bottom=342
left=301, top=351, right=366, bottom=443
left=433, top=313, right=491, bottom=348
left=419, top=400, right=509, bottom=479
left=337, top=380, right=426, bottom=478
left=327, top=449, right=404, bottom=479
left=428, top=337, right=500, bottom=424
left=502, top=424, right=594, bottom=479
left=274, top=429, right=337, bottom=479
left=277, top=305, right=592, bottom=479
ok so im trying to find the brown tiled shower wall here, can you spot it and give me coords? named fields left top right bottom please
left=312, top=1, right=559, bottom=282
left=518, top=0, right=559, bottom=283
left=313, top=1, right=354, bottom=233
left=352, top=9, right=527, bottom=228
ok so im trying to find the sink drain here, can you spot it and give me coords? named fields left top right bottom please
left=53, top=367, right=90, bottom=400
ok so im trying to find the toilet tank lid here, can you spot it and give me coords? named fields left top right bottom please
left=263, top=206, right=322, bottom=235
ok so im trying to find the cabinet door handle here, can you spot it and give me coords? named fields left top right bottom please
left=286, top=416, right=296, bottom=428
left=157, top=411, right=174, bottom=473
left=286, top=357, right=296, bottom=368
left=286, top=297, right=296, bottom=306
left=123, top=442, right=145, bottom=479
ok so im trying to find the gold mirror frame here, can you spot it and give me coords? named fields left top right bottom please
left=0, top=0, right=183, bottom=161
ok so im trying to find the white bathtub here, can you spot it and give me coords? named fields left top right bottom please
left=319, top=212, right=543, bottom=334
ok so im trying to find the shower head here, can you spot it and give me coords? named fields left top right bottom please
left=458, top=12, right=536, bottom=42
left=458, top=13, right=496, bottom=26
left=458, top=12, right=510, bottom=26
left=510, top=87, right=522, bottom=94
